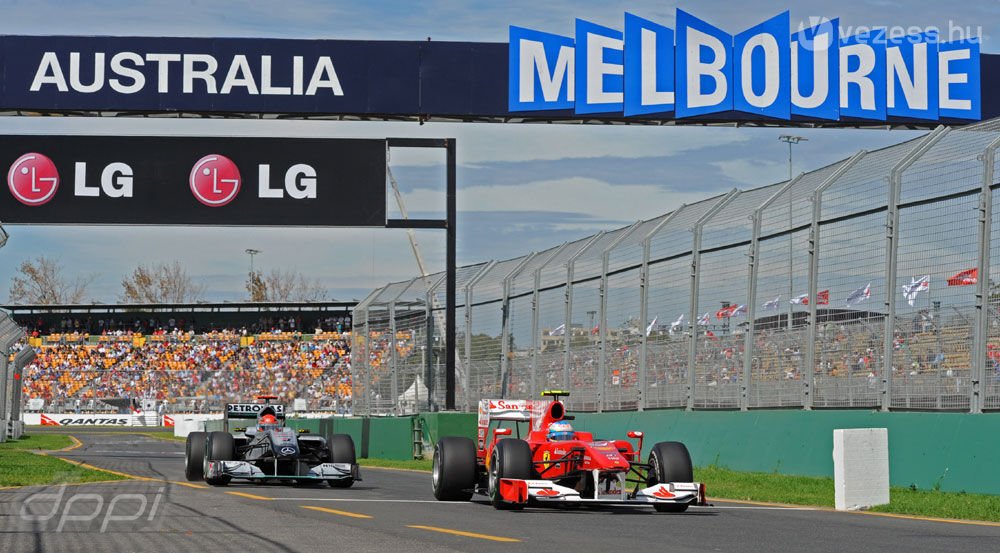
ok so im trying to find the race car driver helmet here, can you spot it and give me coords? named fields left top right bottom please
left=259, top=413, right=279, bottom=431
left=547, top=421, right=574, bottom=441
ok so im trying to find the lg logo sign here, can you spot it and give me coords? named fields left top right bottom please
left=8, top=153, right=60, bottom=206
left=7, top=152, right=318, bottom=207
left=189, top=154, right=317, bottom=207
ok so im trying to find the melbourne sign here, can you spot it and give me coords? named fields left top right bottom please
left=509, top=10, right=982, bottom=121
left=0, top=135, right=387, bottom=226
left=0, top=27, right=992, bottom=127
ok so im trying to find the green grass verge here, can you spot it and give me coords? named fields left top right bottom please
left=356, top=458, right=1000, bottom=522
left=0, top=434, right=127, bottom=487
left=359, top=458, right=432, bottom=471
left=696, top=465, right=1000, bottom=523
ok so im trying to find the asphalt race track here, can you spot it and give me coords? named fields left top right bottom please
left=2, top=431, right=999, bottom=553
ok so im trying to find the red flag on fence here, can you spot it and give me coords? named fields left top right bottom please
left=816, top=290, right=830, bottom=305
left=947, top=268, right=978, bottom=286
left=716, top=304, right=737, bottom=319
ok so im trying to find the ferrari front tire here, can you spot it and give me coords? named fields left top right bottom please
left=489, top=439, right=532, bottom=510
left=327, top=434, right=356, bottom=488
left=204, top=431, right=235, bottom=486
left=185, top=431, right=207, bottom=481
left=432, top=436, right=477, bottom=501
left=647, top=441, right=693, bottom=513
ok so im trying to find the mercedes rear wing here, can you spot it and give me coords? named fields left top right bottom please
left=223, top=402, right=285, bottom=431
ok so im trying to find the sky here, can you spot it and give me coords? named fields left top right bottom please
left=0, top=0, right=995, bottom=303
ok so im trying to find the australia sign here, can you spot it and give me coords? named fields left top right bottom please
left=508, top=10, right=982, bottom=122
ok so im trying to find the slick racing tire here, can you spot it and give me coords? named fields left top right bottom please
left=185, top=431, right=207, bottom=481
left=432, top=436, right=477, bottom=501
left=489, top=439, right=532, bottom=510
left=327, top=434, right=356, bottom=488
left=647, top=441, right=693, bottom=513
left=204, top=431, right=236, bottom=486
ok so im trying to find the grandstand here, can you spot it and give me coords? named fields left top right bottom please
left=7, top=302, right=359, bottom=414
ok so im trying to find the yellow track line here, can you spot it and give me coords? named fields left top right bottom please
left=226, top=491, right=274, bottom=501
left=407, top=525, right=521, bottom=543
left=170, top=481, right=208, bottom=489
left=302, top=505, right=373, bottom=519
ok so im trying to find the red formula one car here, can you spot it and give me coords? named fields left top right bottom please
left=431, top=391, right=706, bottom=511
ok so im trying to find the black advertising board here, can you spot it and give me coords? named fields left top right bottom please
left=0, top=135, right=387, bottom=226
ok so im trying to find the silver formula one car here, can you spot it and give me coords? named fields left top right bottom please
left=184, top=396, right=360, bottom=487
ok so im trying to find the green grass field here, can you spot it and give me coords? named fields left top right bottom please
left=0, top=434, right=126, bottom=487
left=360, top=457, right=1000, bottom=523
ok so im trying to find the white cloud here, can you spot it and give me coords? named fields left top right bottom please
left=402, top=176, right=709, bottom=222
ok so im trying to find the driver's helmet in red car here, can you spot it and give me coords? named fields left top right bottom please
left=547, top=421, right=574, bottom=441
left=258, top=413, right=279, bottom=432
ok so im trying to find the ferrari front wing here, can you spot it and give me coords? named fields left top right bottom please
left=498, top=475, right=706, bottom=507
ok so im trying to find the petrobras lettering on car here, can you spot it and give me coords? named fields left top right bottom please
left=508, top=9, right=981, bottom=121
left=227, top=403, right=285, bottom=414
left=29, top=51, right=344, bottom=97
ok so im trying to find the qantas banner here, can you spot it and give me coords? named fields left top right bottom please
left=0, top=135, right=387, bottom=226
left=27, top=413, right=136, bottom=426
left=0, top=25, right=995, bottom=127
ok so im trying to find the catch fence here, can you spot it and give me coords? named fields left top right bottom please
left=353, top=121, right=1000, bottom=415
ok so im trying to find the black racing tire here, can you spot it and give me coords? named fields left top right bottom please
left=185, top=431, right=207, bottom=481
left=432, top=436, right=477, bottom=501
left=488, top=439, right=533, bottom=510
left=327, top=434, right=356, bottom=488
left=204, top=431, right=235, bottom=486
left=647, top=441, right=693, bottom=513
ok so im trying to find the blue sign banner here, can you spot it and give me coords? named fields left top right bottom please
left=508, top=9, right=984, bottom=124
left=733, top=11, right=790, bottom=119
left=623, top=13, right=674, bottom=116
left=675, top=9, right=734, bottom=118
left=791, top=19, right=840, bottom=120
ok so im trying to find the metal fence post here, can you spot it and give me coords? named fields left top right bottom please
left=464, top=261, right=496, bottom=412
left=973, top=135, right=1000, bottom=413
left=597, top=222, right=643, bottom=411
left=806, top=151, right=867, bottom=410
left=500, top=254, right=537, bottom=399
left=564, top=233, right=606, bottom=390
left=388, top=300, right=399, bottom=414
left=688, top=190, right=740, bottom=410
left=532, top=243, right=570, bottom=398
left=636, top=207, right=687, bottom=411
left=743, top=176, right=802, bottom=410
left=883, top=126, right=949, bottom=412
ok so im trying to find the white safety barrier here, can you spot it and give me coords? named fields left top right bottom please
left=171, top=414, right=223, bottom=437
left=833, top=428, right=890, bottom=511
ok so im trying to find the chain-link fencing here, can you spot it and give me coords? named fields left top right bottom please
left=353, top=122, right=1000, bottom=414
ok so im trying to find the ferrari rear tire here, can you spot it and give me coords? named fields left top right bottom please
left=327, top=434, right=356, bottom=488
left=489, top=439, right=532, bottom=510
left=432, top=436, right=477, bottom=501
left=204, top=431, right=235, bottom=486
left=185, top=431, right=207, bottom=481
left=647, top=441, right=693, bottom=513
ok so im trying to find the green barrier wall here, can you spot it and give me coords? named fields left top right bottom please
left=571, top=410, right=1000, bottom=495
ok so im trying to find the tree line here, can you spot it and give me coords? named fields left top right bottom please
left=7, top=256, right=328, bottom=304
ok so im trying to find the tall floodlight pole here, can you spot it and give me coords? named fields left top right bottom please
left=245, top=248, right=261, bottom=274
left=779, top=135, right=807, bottom=331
